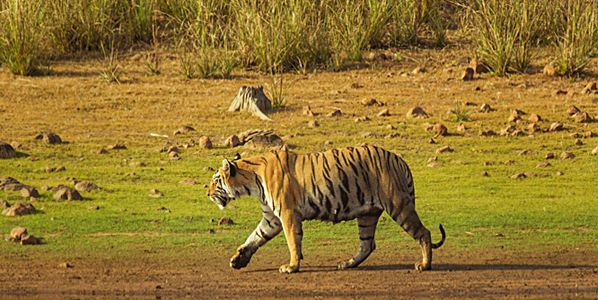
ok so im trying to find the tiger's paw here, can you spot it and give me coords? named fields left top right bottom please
left=337, top=259, right=356, bottom=270
left=230, top=247, right=253, bottom=269
left=415, top=261, right=431, bottom=271
left=279, top=264, right=299, bottom=273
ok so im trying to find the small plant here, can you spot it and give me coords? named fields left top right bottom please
left=144, top=52, right=160, bottom=76
left=450, top=102, right=471, bottom=122
left=266, top=72, right=289, bottom=109
left=99, top=42, right=122, bottom=83
left=179, top=51, right=196, bottom=79
left=0, top=0, right=46, bottom=76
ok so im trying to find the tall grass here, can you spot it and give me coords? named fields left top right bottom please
left=0, top=0, right=46, bottom=76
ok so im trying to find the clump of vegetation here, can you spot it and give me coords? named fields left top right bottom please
left=450, top=102, right=471, bottom=122
left=98, top=42, right=122, bottom=83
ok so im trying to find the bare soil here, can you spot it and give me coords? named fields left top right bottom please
left=1, top=249, right=597, bottom=299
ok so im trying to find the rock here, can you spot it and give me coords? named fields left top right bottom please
left=549, top=122, right=563, bottom=132
left=545, top=152, right=555, bottom=159
left=94, top=149, right=109, bottom=154
left=575, top=112, right=592, bottom=123
left=199, top=136, right=212, bottom=149
left=129, top=162, right=145, bottom=167
left=203, top=166, right=215, bottom=171
left=592, top=146, right=598, bottom=155
left=303, top=106, right=315, bottom=117
left=511, top=130, right=524, bottom=137
left=361, top=132, right=376, bottom=138
left=308, top=120, right=319, bottom=128
left=483, top=162, right=494, bottom=166
left=503, top=160, right=518, bottom=165
left=479, top=130, right=496, bottom=136
left=20, top=234, right=41, bottom=245
left=355, top=116, right=370, bottom=123
left=10, top=141, right=21, bottom=149
left=518, top=149, right=536, bottom=156
left=326, top=109, right=342, bottom=117
left=149, top=193, right=164, bottom=198
left=481, top=171, right=489, bottom=177
left=167, top=146, right=179, bottom=154
left=56, top=166, right=65, bottom=172
left=386, top=125, right=395, bottom=130
left=436, top=146, right=452, bottom=154
left=53, top=187, right=83, bottom=200
left=511, top=173, right=527, bottom=179
left=456, top=123, right=466, bottom=132
left=88, top=205, right=99, bottom=210
left=39, top=132, right=62, bottom=144
left=574, top=139, right=583, bottom=145
left=507, top=113, right=521, bottom=123
left=451, top=160, right=470, bottom=165
left=0, top=142, right=18, bottom=159
left=10, top=227, right=28, bottom=241
left=173, top=126, right=195, bottom=135
left=59, top=263, right=72, bottom=268
left=0, top=200, right=9, bottom=208
left=556, top=171, right=564, bottom=176
left=528, top=123, right=540, bottom=132
left=585, top=82, right=597, bottom=91
left=566, top=106, right=581, bottom=116
left=586, top=131, right=598, bottom=138
left=377, top=109, right=390, bottom=117
left=125, top=173, right=136, bottom=176
left=433, top=124, right=448, bottom=136
left=429, top=138, right=436, bottom=144
left=536, top=162, right=551, bottom=168
left=150, top=189, right=160, bottom=194
left=107, top=144, right=127, bottom=150
left=179, top=179, right=197, bottom=185
left=187, top=139, right=196, bottom=147
left=243, top=133, right=285, bottom=150
left=406, top=107, right=428, bottom=119
left=385, top=133, right=400, bottom=139
left=20, top=186, right=39, bottom=198
left=526, top=113, right=541, bottom=123
left=361, top=98, right=384, bottom=106
left=218, top=217, right=234, bottom=226
left=75, top=181, right=98, bottom=192
left=560, top=152, right=575, bottom=159
left=45, top=166, right=56, bottom=173
left=479, top=103, right=492, bottom=113
left=543, top=63, right=556, bottom=76
left=27, top=156, right=38, bottom=161
left=223, top=135, right=240, bottom=148
left=169, top=151, right=179, bottom=158
left=412, top=67, right=426, bottom=74
left=470, top=58, right=489, bottom=74
left=2, top=202, right=36, bottom=216
left=460, top=67, right=474, bottom=81
left=324, top=141, right=333, bottom=145
left=427, top=163, right=443, bottom=168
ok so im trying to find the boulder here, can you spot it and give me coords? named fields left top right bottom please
left=528, top=114, right=541, bottom=123
left=54, top=187, right=83, bottom=200
left=243, top=133, right=284, bottom=150
left=575, top=112, right=592, bottom=123
left=302, top=106, right=315, bottom=116
left=436, top=146, right=452, bottom=154
left=2, top=202, right=36, bottom=216
left=10, top=227, right=28, bottom=240
left=225, top=135, right=240, bottom=148
left=480, top=103, right=493, bottom=112
left=173, top=126, right=195, bottom=135
left=107, top=144, right=127, bottom=150
left=0, top=142, right=18, bottom=159
left=549, top=122, right=563, bottom=132
left=406, top=107, right=428, bottom=119
left=41, top=133, right=62, bottom=144
left=566, top=106, right=581, bottom=116
left=75, top=181, right=99, bottom=192
left=377, top=109, right=390, bottom=117
left=199, top=136, right=212, bottom=149
left=326, top=109, right=342, bottom=117
left=433, top=123, right=448, bottom=136
left=460, top=67, right=474, bottom=81
left=560, top=152, right=575, bottom=159
left=20, top=186, right=39, bottom=198
left=20, top=234, right=41, bottom=245
left=543, top=63, right=556, bottom=76
left=218, top=217, right=234, bottom=226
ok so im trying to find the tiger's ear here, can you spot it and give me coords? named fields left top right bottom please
left=222, top=159, right=236, bottom=177
left=233, top=153, right=241, bottom=160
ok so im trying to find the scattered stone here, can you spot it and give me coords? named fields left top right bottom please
left=187, top=139, right=196, bottom=148
left=149, top=193, right=164, bottom=198
left=59, top=263, right=72, bottom=268
left=480, top=103, right=493, bottom=113
left=385, top=133, right=400, bottom=139
left=157, top=206, right=167, bottom=210
left=518, top=149, right=536, bottom=156
left=503, top=160, right=518, bottom=165
left=528, top=114, right=541, bottom=123
left=198, top=136, right=213, bottom=149
left=167, top=146, right=179, bottom=154
left=470, top=58, right=489, bottom=74
left=19, top=186, right=39, bottom=198
left=560, top=152, right=575, bottom=159
left=179, top=179, right=198, bottom=185
left=10, top=141, right=21, bottom=149
left=28, top=156, right=39, bottom=161
left=0, top=200, right=9, bottom=208
left=129, top=162, right=145, bottom=167
left=524, top=172, right=537, bottom=177
left=173, top=126, right=195, bottom=135
left=324, top=141, right=333, bottom=145
left=377, top=109, right=390, bottom=117
left=481, top=171, right=489, bottom=177
left=549, top=122, right=563, bottom=132
left=326, top=109, right=342, bottom=117
left=511, top=173, right=527, bottom=179
left=427, top=163, right=443, bottom=168
left=10, top=227, right=28, bottom=242
left=386, top=125, right=395, bottom=130
left=460, top=67, right=474, bottom=81
left=88, top=205, right=99, bottom=210
left=566, top=106, right=581, bottom=116
left=412, top=66, right=426, bottom=74
left=406, top=107, right=428, bottom=119
left=433, top=123, right=448, bottom=136
left=543, top=63, right=556, bottom=76
left=45, top=166, right=56, bottom=173
left=553, top=90, right=567, bottom=96
left=169, top=151, right=179, bottom=158
left=592, top=146, right=598, bottom=155
left=56, top=166, right=66, bottom=172
left=355, top=116, right=370, bottom=123
left=536, top=162, right=551, bottom=168
left=125, top=173, right=136, bottom=177
left=225, top=135, right=240, bottom=148
left=570, top=132, right=582, bottom=139
left=75, top=181, right=99, bottom=192
left=508, top=114, right=521, bottom=123
left=0, top=142, right=18, bottom=159
left=2, top=202, right=36, bottom=216
left=39, top=133, right=62, bottom=144
left=203, top=166, right=215, bottom=172
left=361, top=98, right=384, bottom=106
left=575, top=112, right=593, bottom=123
left=20, top=234, right=41, bottom=245
left=308, top=120, right=319, bottom=128
left=429, top=138, right=436, bottom=144
left=479, top=130, right=496, bottom=136
left=94, top=149, right=109, bottom=154
left=574, top=139, right=583, bottom=145
left=545, top=153, right=555, bottom=159
left=107, top=144, right=127, bottom=150
left=151, top=189, right=160, bottom=194
left=428, top=157, right=437, bottom=163
left=556, top=171, right=564, bottom=176
left=53, top=187, right=83, bottom=200
left=456, top=123, right=466, bottom=132
left=361, top=132, right=376, bottom=138
left=436, top=146, right=452, bottom=154
left=451, top=160, right=470, bottom=165
left=218, top=217, right=234, bottom=226
left=483, top=162, right=494, bottom=166
left=586, top=131, right=597, bottom=138
left=302, top=106, right=315, bottom=117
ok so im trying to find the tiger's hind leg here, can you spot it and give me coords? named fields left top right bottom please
left=338, top=210, right=382, bottom=270
left=389, top=201, right=433, bottom=271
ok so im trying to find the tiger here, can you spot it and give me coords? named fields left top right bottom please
left=207, top=145, right=445, bottom=273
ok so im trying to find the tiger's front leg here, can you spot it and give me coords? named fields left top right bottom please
left=279, top=210, right=303, bottom=273
left=230, top=207, right=282, bottom=269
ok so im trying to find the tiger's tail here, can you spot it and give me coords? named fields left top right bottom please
left=431, top=224, right=446, bottom=249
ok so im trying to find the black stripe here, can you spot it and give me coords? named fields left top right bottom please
left=241, top=160, right=259, bottom=165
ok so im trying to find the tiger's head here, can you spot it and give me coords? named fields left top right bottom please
left=207, top=154, right=244, bottom=210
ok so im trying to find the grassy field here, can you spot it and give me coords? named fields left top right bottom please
left=1, top=46, right=597, bottom=265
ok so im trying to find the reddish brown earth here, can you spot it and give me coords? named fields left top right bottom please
left=1, top=249, right=597, bottom=299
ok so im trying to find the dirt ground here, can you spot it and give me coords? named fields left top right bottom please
left=1, top=248, right=597, bottom=299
